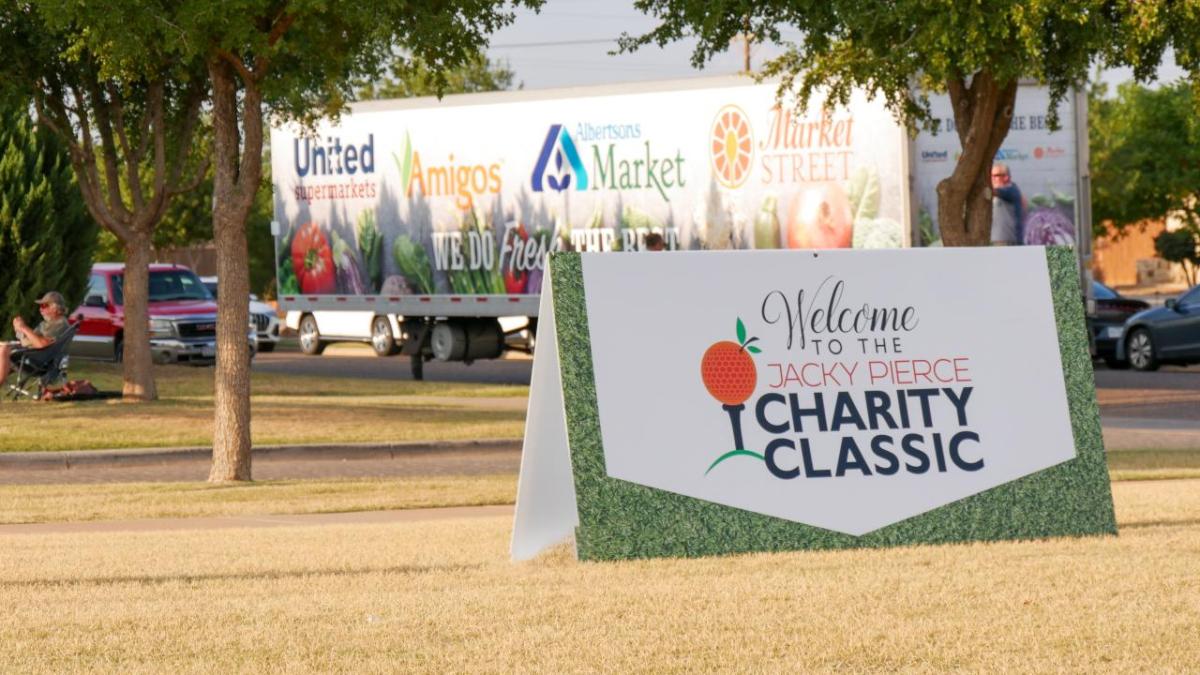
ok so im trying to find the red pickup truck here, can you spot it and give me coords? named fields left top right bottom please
left=70, top=263, right=255, bottom=364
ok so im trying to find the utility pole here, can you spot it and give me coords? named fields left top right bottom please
left=742, top=16, right=752, bottom=73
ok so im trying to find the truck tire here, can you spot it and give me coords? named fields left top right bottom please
left=371, top=316, right=400, bottom=357
left=298, top=314, right=326, bottom=356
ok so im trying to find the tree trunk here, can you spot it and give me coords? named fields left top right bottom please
left=120, top=232, right=158, bottom=401
left=207, top=58, right=262, bottom=482
left=935, top=72, right=1018, bottom=246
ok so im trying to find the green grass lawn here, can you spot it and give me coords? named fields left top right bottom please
left=0, top=475, right=517, bottom=524
left=1107, top=448, right=1200, bottom=481
left=1, top=479, right=1197, bottom=672
left=0, top=361, right=527, bottom=452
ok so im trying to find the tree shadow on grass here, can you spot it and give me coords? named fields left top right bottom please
left=1117, top=517, right=1200, bottom=531
left=0, top=562, right=484, bottom=589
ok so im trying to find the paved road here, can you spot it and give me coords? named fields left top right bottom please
left=258, top=348, right=1200, bottom=392
left=252, top=348, right=533, bottom=385
left=1094, top=365, right=1200, bottom=422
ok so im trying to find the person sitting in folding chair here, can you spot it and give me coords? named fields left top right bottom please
left=1, top=291, right=73, bottom=391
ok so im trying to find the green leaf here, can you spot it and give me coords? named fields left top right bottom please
left=747, top=346, right=761, bottom=354
left=736, top=317, right=746, bottom=343
left=401, top=131, right=413, bottom=189
left=705, top=448, right=766, bottom=476
left=846, top=167, right=881, bottom=221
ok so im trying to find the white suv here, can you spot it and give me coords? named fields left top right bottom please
left=200, top=277, right=282, bottom=352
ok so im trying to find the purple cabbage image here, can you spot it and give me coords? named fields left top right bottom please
left=1023, top=193, right=1076, bottom=246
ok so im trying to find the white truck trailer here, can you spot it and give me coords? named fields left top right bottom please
left=270, top=76, right=1091, bottom=379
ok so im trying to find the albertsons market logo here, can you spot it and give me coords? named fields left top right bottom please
left=710, top=105, right=753, bottom=188
left=531, top=124, right=588, bottom=192
left=531, top=122, right=687, bottom=200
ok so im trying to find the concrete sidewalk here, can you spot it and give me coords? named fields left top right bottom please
left=0, top=504, right=515, bottom=536
left=1102, top=418, right=1200, bottom=451
left=0, top=417, right=1195, bottom=486
left=0, top=439, right=522, bottom=485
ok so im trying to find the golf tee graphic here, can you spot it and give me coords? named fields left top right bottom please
left=701, top=318, right=764, bottom=475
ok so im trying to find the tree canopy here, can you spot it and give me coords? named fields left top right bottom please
left=0, top=99, right=98, bottom=337
left=1090, top=80, right=1200, bottom=237
left=358, top=52, right=517, bottom=100
left=622, top=0, right=1191, bottom=245
left=0, top=0, right=211, bottom=401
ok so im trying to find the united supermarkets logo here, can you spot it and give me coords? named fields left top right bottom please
left=531, top=123, right=687, bottom=201
left=531, top=124, right=589, bottom=192
left=710, top=105, right=754, bottom=188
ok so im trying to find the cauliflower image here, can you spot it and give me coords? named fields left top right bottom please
left=852, top=217, right=904, bottom=249
left=694, top=185, right=734, bottom=249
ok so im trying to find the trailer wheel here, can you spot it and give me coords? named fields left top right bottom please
left=371, top=316, right=399, bottom=356
left=298, top=314, right=326, bottom=356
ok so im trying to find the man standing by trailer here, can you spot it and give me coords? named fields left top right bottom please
left=991, top=162, right=1026, bottom=245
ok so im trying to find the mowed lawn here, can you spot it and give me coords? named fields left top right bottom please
left=0, top=361, right=527, bottom=452
left=0, top=478, right=1197, bottom=672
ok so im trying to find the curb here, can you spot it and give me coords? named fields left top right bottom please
left=0, top=439, right=522, bottom=471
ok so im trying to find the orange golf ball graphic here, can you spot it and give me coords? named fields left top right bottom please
left=700, top=341, right=757, bottom=405
left=700, top=318, right=765, bottom=476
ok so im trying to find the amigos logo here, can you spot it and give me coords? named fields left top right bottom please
left=394, top=130, right=502, bottom=210
left=699, top=284, right=984, bottom=484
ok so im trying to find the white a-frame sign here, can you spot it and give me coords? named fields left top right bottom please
left=511, top=265, right=579, bottom=561
left=512, top=249, right=1115, bottom=563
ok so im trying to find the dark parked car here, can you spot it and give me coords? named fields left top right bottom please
left=1116, top=284, right=1200, bottom=371
left=1090, top=281, right=1150, bottom=368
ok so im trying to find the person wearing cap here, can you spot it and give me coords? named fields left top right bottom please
left=1, top=291, right=71, bottom=386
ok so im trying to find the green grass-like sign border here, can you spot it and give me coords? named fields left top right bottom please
left=551, top=247, right=1116, bottom=561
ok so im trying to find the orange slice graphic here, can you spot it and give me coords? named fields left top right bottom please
left=710, top=105, right=753, bottom=188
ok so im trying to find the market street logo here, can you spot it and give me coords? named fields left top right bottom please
left=531, top=124, right=589, bottom=192
left=700, top=281, right=985, bottom=483
left=710, top=105, right=754, bottom=188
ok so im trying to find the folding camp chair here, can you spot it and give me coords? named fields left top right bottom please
left=4, top=324, right=78, bottom=401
